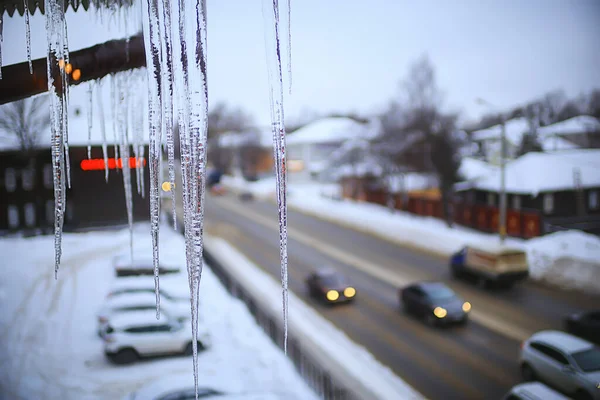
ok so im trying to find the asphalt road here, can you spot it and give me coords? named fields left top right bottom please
left=199, top=191, right=598, bottom=400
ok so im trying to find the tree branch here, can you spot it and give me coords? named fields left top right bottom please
left=0, top=33, right=145, bottom=105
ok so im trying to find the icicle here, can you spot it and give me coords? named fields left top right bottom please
left=0, top=11, right=3, bottom=79
left=45, top=0, right=69, bottom=278
left=131, top=76, right=142, bottom=196
left=262, top=0, right=289, bottom=353
left=87, top=83, right=94, bottom=159
left=117, top=73, right=135, bottom=266
left=159, top=0, right=177, bottom=230
left=24, top=0, right=33, bottom=74
left=142, top=0, right=164, bottom=320
left=111, top=74, right=120, bottom=163
left=97, top=82, right=110, bottom=182
left=286, top=0, right=292, bottom=94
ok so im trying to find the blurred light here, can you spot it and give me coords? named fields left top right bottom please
left=65, top=63, right=73, bottom=74
left=462, top=302, right=471, bottom=312
left=344, top=287, right=356, bottom=298
left=288, top=159, right=304, bottom=172
left=58, top=59, right=65, bottom=69
left=80, top=157, right=146, bottom=171
left=326, top=290, right=339, bottom=301
left=72, top=69, right=82, bottom=81
left=162, top=181, right=175, bottom=192
left=433, top=307, right=447, bottom=318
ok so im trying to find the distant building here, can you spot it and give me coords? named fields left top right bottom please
left=537, top=115, right=600, bottom=149
left=216, top=128, right=274, bottom=178
left=471, top=118, right=530, bottom=163
left=456, top=150, right=600, bottom=235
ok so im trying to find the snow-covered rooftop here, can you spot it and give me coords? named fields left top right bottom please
left=286, top=117, right=379, bottom=146
left=471, top=118, right=530, bottom=145
left=458, top=157, right=498, bottom=181
left=218, top=128, right=273, bottom=148
left=471, top=149, right=600, bottom=195
left=538, top=115, right=600, bottom=137
left=540, top=135, right=580, bottom=152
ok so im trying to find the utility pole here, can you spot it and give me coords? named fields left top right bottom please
left=499, top=118, right=507, bottom=243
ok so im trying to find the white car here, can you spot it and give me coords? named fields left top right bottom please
left=520, top=330, right=600, bottom=400
left=97, top=292, right=194, bottom=336
left=106, top=276, right=191, bottom=302
left=502, top=382, right=570, bottom=400
left=103, top=310, right=210, bottom=365
left=113, top=255, right=181, bottom=277
left=123, top=373, right=301, bottom=400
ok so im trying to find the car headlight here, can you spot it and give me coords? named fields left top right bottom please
left=344, top=287, right=356, bottom=298
left=462, top=302, right=471, bottom=312
left=326, top=290, right=339, bottom=301
left=433, top=307, right=447, bottom=318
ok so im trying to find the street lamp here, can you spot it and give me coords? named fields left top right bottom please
left=475, top=98, right=507, bottom=244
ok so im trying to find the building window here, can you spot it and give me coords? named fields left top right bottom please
left=543, top=193, right=554, bottom=214
left=24, top=203, right=36, bottom=227
left=43, top=164, right=53, bottom=189
left=590, top=190, right=599, bottom=210
left=22, top=167, right=35, bottom=191
left=512, top=195, right=521, bottom=210
left=46, top=200, right=54, bottom=225
left=8, top=205, right=19, bottom=228
left=487, top=192, right=496, bottom=207
left=467, top=191, right=475, bottom=204
left=5, top=168, right=17, bottom=192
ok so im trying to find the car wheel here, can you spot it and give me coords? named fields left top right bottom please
left=112, top=348, right=138, bottom=365
left=184, top=341, right=205, bottom=355
left=520, top=363, right=536, bottom=382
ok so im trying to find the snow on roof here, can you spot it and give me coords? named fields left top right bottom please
left=540, top=135, right=580, bottom=152
left=0, top=78, right=151, bottom=152
left=458, top=157, right=498, bottom=181
left=218, top=128, right=273, bottom=148
left=538, top=115, right=600, bottom=137
left=472, top=149, right=600, bottom=195
left=471, top=118, right=530, bottom=145
left=286, top=117, right=378, bottom=146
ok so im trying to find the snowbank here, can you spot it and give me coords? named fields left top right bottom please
left=204, top=236, right=423, bottom=400
left=0, top=224, right=317, bottom=400
left=220, top=177, right=600, bottom=294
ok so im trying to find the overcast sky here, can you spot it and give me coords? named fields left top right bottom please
left=3, top=0, right=600, bottom=127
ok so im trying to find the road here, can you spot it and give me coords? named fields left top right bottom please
left=198, top=191, right=599, bottom=400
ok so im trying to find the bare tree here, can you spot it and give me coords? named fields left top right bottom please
left=0, top=95, right=50, bottom=154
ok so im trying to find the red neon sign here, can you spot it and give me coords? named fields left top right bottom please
left=80, top=157, right=147, bottom=171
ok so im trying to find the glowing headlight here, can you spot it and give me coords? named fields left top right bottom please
left=462, top=302, right=471, bottom=312
left=326, top=290, right=339, bottom=301
left=433, top=307, right=447, bottom=318
left=344, top=287, right=356, bottom=298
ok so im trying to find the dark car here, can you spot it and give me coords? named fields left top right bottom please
left=400, top=281, right=471, bottom=326
left=564, top=310, right=600, bottom=345
left=306, top=269, right=356, bottom=304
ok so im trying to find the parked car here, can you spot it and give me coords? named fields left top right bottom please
left=97, top=292, right=193, bottom=336
left=305, top=269, right=356, bottom=304
left=112, top=255, right=182, bottom=277
left=400, top=281, right=470, bottom=326
left=123, top=374, right=294, bottom=400
left=103, top=311, right=210, bottom=365
left=520, top=330, right=600, bottom=400
left=449, top=244, right=529, bottom=288
left=502, top=382, right=570, bottom=400
left=106, top=276, right=190, bottom=302
left=565, top=311, right=600, bottom=345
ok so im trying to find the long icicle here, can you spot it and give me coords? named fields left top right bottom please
left=62, top=13, right=72, bottom=190
left=287, top=0, right=291, bottom=94
left=160, top=0, right=177, bottom=230
left=24, top=0, right=33, bottom=74
left=87, top=82, right=94, bottom=159
left=111, top=74, right=120, bottom=165
left=45, top=0, right=68, bottom=278
left=263, top=0, right=289, bottom=353
left=0, top=12, right=3, bottom=79
left=142, top=0, right=164, bottom=319
left=97, top=81, right=110, bottom=182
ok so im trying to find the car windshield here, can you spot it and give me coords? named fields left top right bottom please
left=319, top=274, right=346, bottom=287
left=572, top=348, right=600, bottom=372
left=423, top=285, right=456, bottom=301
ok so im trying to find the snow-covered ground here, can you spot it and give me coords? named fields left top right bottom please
left=221, top=176, right=600, bottom=294
left=0, top=224, right=318, bottom=400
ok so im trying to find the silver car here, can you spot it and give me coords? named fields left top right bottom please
left=520, top=330, right=600, bottom=400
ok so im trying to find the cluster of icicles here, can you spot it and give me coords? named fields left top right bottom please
left=0, top=0, right=291, bottom=398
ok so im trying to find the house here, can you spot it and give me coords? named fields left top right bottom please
left=456, top=150, right=600, bottom=235
left=216, top=128, right=274, bottom=178
left=286, top=117, right=380, bottom=182
left=0, top=84, right=150, bottom=233
left=471, top=118, right=530, bottom=163
left=537, top=115, right=600, bottom=149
